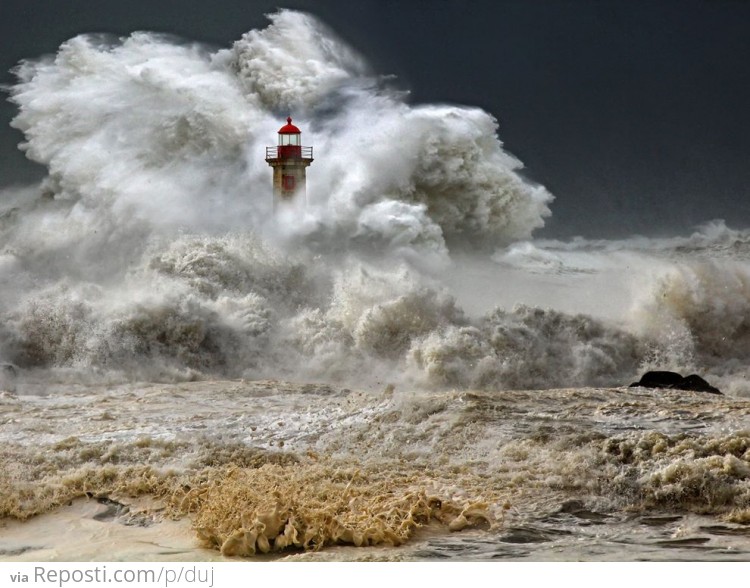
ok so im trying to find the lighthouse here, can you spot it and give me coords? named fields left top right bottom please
left=265, top=117, right=313, bottom=209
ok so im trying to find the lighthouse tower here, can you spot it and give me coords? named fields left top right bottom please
left=265, top=117, right=313, bottom=209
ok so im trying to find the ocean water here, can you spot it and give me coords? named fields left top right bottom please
left=1, top=10, right=750, bottom=561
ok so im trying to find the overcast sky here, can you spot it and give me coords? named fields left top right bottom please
left=1, top=0, right=749, bottom=238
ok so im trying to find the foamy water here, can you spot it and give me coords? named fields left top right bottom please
left=2, top=9, right=750, bottom=561
left=3, top=380, right=750, bottom=561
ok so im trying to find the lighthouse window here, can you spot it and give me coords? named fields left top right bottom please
left=282, top=175, right=296, bottom=191
left=279, top=134, right=301, bottom=146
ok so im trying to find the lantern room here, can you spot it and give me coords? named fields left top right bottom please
left=278, top=117, right=301, bottom=143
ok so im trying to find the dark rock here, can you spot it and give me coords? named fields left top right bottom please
left=679, top=374, right=722, bottom=395
left=630, top=371, right=684, bottom=388
left=629, top=370, right=722, bottom=395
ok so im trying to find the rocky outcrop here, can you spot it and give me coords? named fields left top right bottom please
left=629, top=370, right=722, bottom=395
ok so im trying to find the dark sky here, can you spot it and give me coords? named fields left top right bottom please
left=1, top=0, right=749, bottom=238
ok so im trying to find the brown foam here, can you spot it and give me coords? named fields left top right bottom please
left=179, top=463, right=496, bottom=556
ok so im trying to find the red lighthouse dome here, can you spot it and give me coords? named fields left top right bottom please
left=278, top=116, right=301, bottom=134
left=276, top=117, right=303, bottom=149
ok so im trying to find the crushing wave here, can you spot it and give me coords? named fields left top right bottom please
left=3, top=9, right=750, bottom=563
left=0, top=9, right=563, bottom=387
left=1, top=10, right=749, bottom=394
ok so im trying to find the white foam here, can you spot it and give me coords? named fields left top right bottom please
left=1, top=10, right=749, bottom=393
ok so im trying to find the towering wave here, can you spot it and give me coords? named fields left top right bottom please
left=7, top=10, right=551, bottom=262
left=0, top=9, right=553, bottom=385
left=1, top=10, right=747, bottom=393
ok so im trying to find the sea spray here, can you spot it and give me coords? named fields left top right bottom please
left=0, top=10, right=566, bottom=386
left=3, top=9, right=750, bottom=563
left=2, top=10, right=750, bottom=392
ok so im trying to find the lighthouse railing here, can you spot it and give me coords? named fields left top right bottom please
left=265, top=146, right=313, bottom=160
